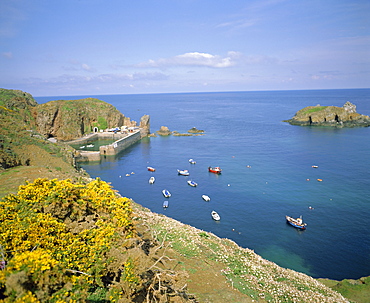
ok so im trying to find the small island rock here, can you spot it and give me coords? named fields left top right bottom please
left=188, top=127, right=204, bottom=133
left=156, top=126, right=171, bottom=136
left=284, top=102, right=370, bottom=127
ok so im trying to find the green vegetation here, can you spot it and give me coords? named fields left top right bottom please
left=301, top=106, right=328, bottom=115
left=319, top=276, right=370, bottom=303
left=0, top=178, right=136, bottom=302
left=94, top=116, right=109, bottom=130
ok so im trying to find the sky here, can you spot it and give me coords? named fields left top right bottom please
left=0, top=0, right=369, bottom=96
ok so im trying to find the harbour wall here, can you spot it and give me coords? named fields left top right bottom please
left=74, top=129, right=143, bottom=162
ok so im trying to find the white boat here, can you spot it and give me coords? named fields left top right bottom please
left=149, top=177, right=155, bottom=184
left=163, top=201, right=169, bottom=208
left=177, top=169, right=190, bottom=176
left=189, top=158, right=196, bottom=164
left=211, top=211, right=220, bottom=221
left=202, top=195, right=210, bottom=201
left=187, top=180, right=198, bottom=187
left=286, top=215, right=307, bottom=230
left=86, top=144, right=94, bottom=147
left=162, top=189, right=171, bottom=198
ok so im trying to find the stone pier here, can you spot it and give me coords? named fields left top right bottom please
left=74, top=129, right=144, bottom=162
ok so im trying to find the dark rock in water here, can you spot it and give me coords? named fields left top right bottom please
left=156, top=126, right=171, bottom=136
left=188, top=127, right=204, bottom=133
left=283, top=102, right=370, bottom=127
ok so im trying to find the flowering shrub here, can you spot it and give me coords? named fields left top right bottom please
left=0, top=178, right=138, bottom=302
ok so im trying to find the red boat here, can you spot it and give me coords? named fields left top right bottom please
left=147, top=166, right=156, bottom=172
left=208, top=166, right=222, bottom=174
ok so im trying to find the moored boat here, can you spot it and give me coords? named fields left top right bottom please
left=208, top=166, right=222, bottom=174
left=189, top=158, right=196, bottom=164
left=211, top=211, right=220, bottom=221
left=187, top=180, right=197, bottom=187
left=162, top=189, right=171, bottom=198
left=149, top=176, right=155, bottom=184
left=163, top=201, right=169, bottom=208
left=177, top=169, right=190, bottom=176
left=286, top=215, right=307, bottom=230
left=147, top=166, right=156, bottom=172
left=202, top=195, right=210, bottom=201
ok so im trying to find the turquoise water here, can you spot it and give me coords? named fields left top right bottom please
left=36, top=89, right=370, bottom=280
left=69, top=139, right=117, bottom=151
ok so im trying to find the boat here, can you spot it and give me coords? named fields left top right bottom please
left=86, top=144, right=94, bottom=148
left=187, top=180, right=198, bottom=187
left=189, top=158, right=196, bottom=164
left=162, top=189, right=171, bottom=198
left=149, top=177, right=155, bottom=184
left=202, top=195, right=210, bottom=201
left=147, top=166, right=156, bottom=172
left=177, top=169, right=190, bottom=176
left=317, top=178, right=323, bottom=182
left=163, top=201, right=169, bottom=208
left=312, top=165, right=319, bottom=168
left=285, top=215, right=307, bottom=230
left=208, top=166, right=222, bottom=174
left=211, top=211, right=220, bottom=221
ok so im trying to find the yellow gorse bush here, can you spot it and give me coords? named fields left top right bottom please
left=0, top=178, right=137, bottom=302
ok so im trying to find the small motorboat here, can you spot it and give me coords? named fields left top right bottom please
left=312, top=165, right=319, bottom=168
left=202, top=195, right=210, bottom=201
left=163, top=201, right=169, bottom=208
left=147, top=166, right=156, bottom=172
left=286, top=215, right=307, bottom=230
left=162, top=189, right=171, bottom=198
left=187, top=180, right=198, bottom=187
left=208, top=166, right=222, bottom=174
left=317, top=178, right=323, bottom=182
left=211, top=211, right=220, bottom=221
left=189, top=158, right=196, bottom=164
left=149, top=177, right=155, bottom=184
left=86, top=144, right=94, bottom=148
left=177, top=169, right=190, bottom=176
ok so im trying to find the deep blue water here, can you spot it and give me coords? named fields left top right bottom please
left=36, top=89, right=370, bottom=280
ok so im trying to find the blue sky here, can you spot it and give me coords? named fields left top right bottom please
left=1, top=0, right=369, bottom=96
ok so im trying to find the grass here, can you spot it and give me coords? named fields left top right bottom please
left=302, top=106, right=327, bottom=115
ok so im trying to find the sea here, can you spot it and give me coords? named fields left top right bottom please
left=36, top=89, right=370, bottom=280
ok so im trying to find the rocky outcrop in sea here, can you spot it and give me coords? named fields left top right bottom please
left=284, top=101, right=370, bottom=127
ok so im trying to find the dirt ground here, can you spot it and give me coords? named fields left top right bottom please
left=0, top=144, right=85, bottom=197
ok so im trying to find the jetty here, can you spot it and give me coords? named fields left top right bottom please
left=71, top=128, right=144, bottom=162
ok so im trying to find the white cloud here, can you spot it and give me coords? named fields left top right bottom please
left=137, top=51, right=241, bottom=68
left=216, top=18, right=258, bottom=29
left=2, top=52, right=13, bottom=59
left=81, top=63, right=93, bottom=71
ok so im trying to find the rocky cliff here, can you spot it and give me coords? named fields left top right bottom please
left=34, top=98, right=129, bottom=141
left=284, top=101, right=370, bottom=127
left=1, top=88, right=150, bottom=142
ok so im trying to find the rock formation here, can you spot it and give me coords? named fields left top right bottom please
left=156, top=126, right=171, bottom=136
left=139, top=114, right=150, bottom=137
left=33, top=98, right=150, bottom=141
left=284, top=102, right=370, bottom=127
left=34, top=98, right=129, bottom=140
left=188, top=127, right=204, bottom=133
left=1, top=89, right=150, bottom=141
